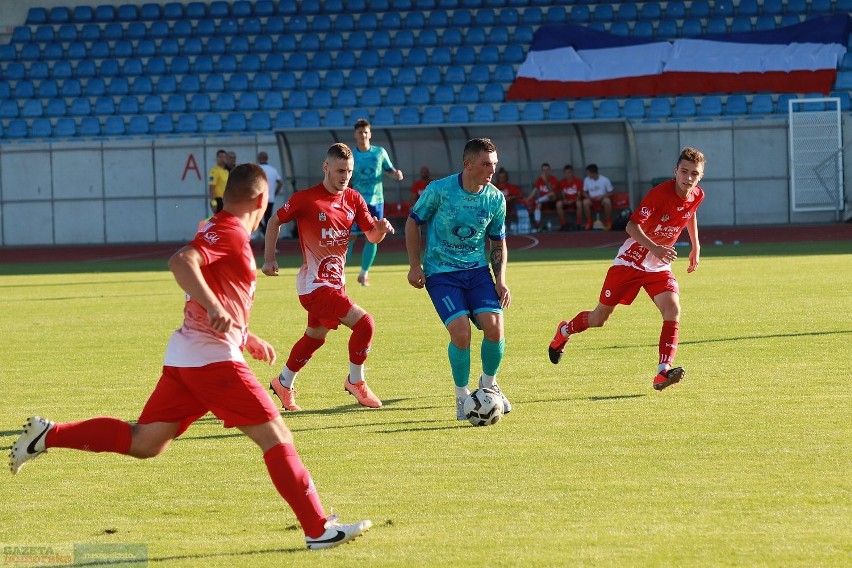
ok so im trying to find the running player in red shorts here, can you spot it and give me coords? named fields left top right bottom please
left=9, top=164, right=371, bottom=549
left=548, top=147, right=706, bottom=391
left=262, top=143, right=395, bottom=412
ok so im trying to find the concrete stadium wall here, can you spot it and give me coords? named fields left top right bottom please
left=1, top=117, right=848, bottom=247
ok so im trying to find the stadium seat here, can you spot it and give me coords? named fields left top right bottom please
left=214, top=93, right=236, bottom=112
left=123, top=58, right=144, bottom=76
left=127, top=116, right=149, bottom=135
left=133, top=76, right=153, bottom=96
left=482, top=84, right=503, bottom=104
left=522, top=102, right=545, bottom=121
left=665, top=1, right=686, bottom=18
left=311, top=90, right=333, bottom=109
left=673, top=97, right=697, bottom=117
left=225, top=113, right=247, bottom=132
left=750, top=95, right=774, bottom=115
left=681, top=19, right=703, bottom=37
left=497, top=103, right=520, bottom=122
left=373, top=108, right=395, bottom=125
left=49, top=6, right=70, bottom=23
left=422, top=106, right=444, bottom=124
left=497, top=7, right=518, bottom=26
left=262, top=92, right=285, bottom=111
left=228, top=74, right=249, bottom=92
left=249, top=111, right=272, bottom=131
left=21, top=100, right=42, bottom=118
left=548, top=102, right=570, bottom=120
left=79, top=117, right=101, bottom=136
left=780, top=15, right=801, bottom=27
left=434, top=85, right=455, bottom=105
left=447, top=105, right=470, bottom=122
left=118, top=96, right=140, bottom=115
left=5, top=119, right=27, bottom=139
left=459, top=85, right=480, bottom=104
left=648, top=98, right=672, bottom=118
left=178, top=76, right=200, bottom=94
left=26, top=7, right=47, bottom=25
left=466, top=28, right=486, bottom=45
left=30, top=119, right=52, bottom=138
left=705, top=18, right=727, bottom=35
left=46, top=98, right=67, bottom=117
left=14, top=80, right=34, bottom=98
left=698, top=95, right=723, bottom=117
left=724, top=95, right=748, bottom=115
left=639, top=2, right=662, bottom=21
left=286, top=91, right=309, bottom=110
left=166, top=95, right=187, bottom=113
left=204, top=74, right=224, bottom=93
left=189, top=93, right=211, bottom=112
left=689, top=1, right=711, bottom=18
left=479, top=46, right=500, bottom=65
left=299, top=110, right=321, bottom=127
left=117, top=4, right=138, bottom=21
left=69, top=98, right=92, bottom=116
left=408, top=87, right=430, bottom=105
left=597, top=100, right=621, bottom=119
left=398, top=107, right=420, bottom=125
left=737, top=0, right=759, bottom=17
left=633, top=22, right=654, bottom=38
left=324, top=109, right=346, bottom=127
left=29, top=61, right=49, bottom=80
left=623, top=99, right=646, bottom=119
left=657, top=20, right=678, bottom=39
left=150, top=115, right=173, bottom=134
left=103, top=116, right=126, bottom=136
left=572, top=100, right=595, bottom=119
left=615, top=4, right=637, bottom=21
left=155, top=75, right=177, bottom=95
left=200, top=114, right=223, bottom=133
left=755, top=16, right=777, bottom=32
left=142, top=95, right=163, bottom=114
left=570, top=5, right=590, bottom=24
left=54, top=117, right=77, bottom=137
left=396, top=68, right=417, bottom=87
left=94, top=96, right=115, bottom=115
left=386, top=87, right=407, bottom=106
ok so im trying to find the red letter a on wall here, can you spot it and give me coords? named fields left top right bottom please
left=183, top=153, right=201, bottom=180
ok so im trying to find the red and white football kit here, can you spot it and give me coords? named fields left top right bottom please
left=558, top=177, right=582, bottom=203
left=601, top=179, right=704, bottom=306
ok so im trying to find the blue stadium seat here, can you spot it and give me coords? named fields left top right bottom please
left=373, top=108, right=395, bottom=125
left=323, top=109, right=346, bottom=127
left=27, top=7, right=48, bottom=25
left=398, top=107, right=420, bottom=125
left=0, top=81, right=10, bottom=99
left=150, top=115, right=173, bottom=134
left=497, top=103, right=520, bottom=122
left=755, top=16, right=777, bottom=31
left=422, top=106, right=444, bottom=124
left=408, top=87, right=430, bottom=105
left=155, top=76, right=177, bottom=95
left=163, top=2, right=183, bottom=19
left=548, top=101, right=570, bottom=120
left=225, top=113, right=247, bottom=132
left=396, top=68, right=417, bottom=87
left=419, top=29, right=438, bottom=47
left=358, top=13, right=378, bottom=31
left=49, top=6, right=70, bottom=23
left=444, top=65, right=466, bottom=85
left=200, top=114, right=223, bottom=133
left=698, top=95, right=722, bottom=116
left=123, top=58, right=144, bottom=76
left=299, top=110, right=321, bottom=127
left=622, top=99, right=645, bottom=119
left=479, top=46, right=500, bottom=65
left=170, top=20, right=191, bottom=38
left=713, top=0, right=735, bottom=17
left=451, top=8, right=473, bottom=27
left=99, top=59, right=120, bottom=78
left=35, top=25, right=55, bottom=42
left=381, top=12, right=401, bottom=29
left=286, top=53, right=309, bottom=72
left=130, top=75, right=152, bottom=95
left=705, top=18, right=728, bottom=35
left=447, top=105, right=470, bottom=122
left=780, top=15, right=800, bottom=27
left=434, top=85, right=455, bottom=104
left=94, top=96, right=115, bottom=115
left=737, top=0, right=759, bottom=17
left=360, top=88, right=382, bottom=107
left=166, top=95, right=187, bottom=113
left=522, top=7, right=543, bottom=26
left=55, top=117, right=77, bottom=137
left=731, top=17, right=752, bottom=34
left=59, top=79, right=83, bottom=98
left=441, top=28, right=462, bottom=47
left=5, top=119, right=28, bottom=138
left=347, top=31, right=368, bottom=51
left=31, top=118, right=52, bottom=138
left=178, top=75, right=200, bottom=94
left=386, top=87, right=407, bottom=106
left=149, top=20, right=170, bottom=39
left=299, top=71, right=320, bottom=91
left=209, top=1, right=229, bottom=17
left=640, top=2, right=662, bottom=20
left=118, top=96, right=140, bottom=115
left=228, top=36, right=250, bottom=55
left=228, top=74, right=249, bottom=92
left=185, top=2, right=206, bottom=18
left=252, top=35, right=274, bottom=53
left=136, top=39, right=157, bottom=58
left=21, top=100, right=43, bottom=118
left=11, top=26, right=31, bottom=43
left=724, top=95, right=748, bottom=115
left=482, top=84, right=503, bottom=103
left=513, top=25, right=534, bottom=45
left=572, top=100, right=595, bottom=119
left=406, top=47, right=427, bottom=67
left=610, top=21, right=630, bottom=36
left=46, top=98, right=67, bottom=117
left=4, top=62, right=23, bottom=81
left=487, top=27, right=510, bottom=46
left=592, top=4, right=613, bottom=22
left=597, top=100, right=621, bottom=119
left=85, top=78, right=106, bottom=96
left=189, top=93, right=211, bottom=112
left=275, top=72, right=297, bottom=91
left=58, top=24, right=78, bottom=41
left=405, top=11, right=425, bottom=29
left=0, top=44, right=16, bottom=62
left=615, top=4, right=637, bottom=21
left=50, top=61, right=72, bottom=80
left=750, top=94, right=774, bottom=115
left=657, top=20, right=678, bottom=39
left=337, top=88, right=358, bottom=107
left=673, top=97, right=697, bottom=117
left=127, top=116, right=150, bottom=136
left=334, top=13, right=355, bottom=31
left=79, top=117, right=101, bottom=136
left=158, top=39, right=180, bottom=57
left=266, top=17, right=285, bottom=35
left=0, top=100, right=18, bottom=119
left=522, top=102, right=545, bottom=121
left=681, top=19, right=703, bottom=37
left=117, top=4, right=138, bottom=21
left=29, top=61, right=49, bottom=80
left=14, top=80, right=34, bottom=98
left=459, top=85, right=479, bottom=104
left=648, top=98, right=672, bottom=118
left=689, top=1, right=711, bottom=18
left=494, top=64, right=515, bottom=84
left=104, top=117, right=126, bottom=136
left=69, top=97, right=91, bottom=116
left=810, top=0, right=833, bottom=14
left=175, top=114, right=198, bottom=134
left=249, top=111, right=272, bottom=131
left=311, top=90, right=333, bottom=109
left=420, top=67, right=442, bottom=86
left=286, top=91, right=309, bottom=110
left=142, top=95, right=163, bottom=114
left=265, top=54, right=285, bottom=72
left=214, top=93, right=236, bottom=112
left=20, top=43, right=41, bottom=61
left=201, top=37, right=223, bottom=55
left=633, top=21, right=654, bottom=38
left=497, top=7, right=518, bottom=26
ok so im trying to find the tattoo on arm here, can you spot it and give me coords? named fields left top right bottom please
left=490, top=247, right=503, bottom=276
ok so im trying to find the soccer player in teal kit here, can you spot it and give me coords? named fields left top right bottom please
left=405, top=138, right=512, bottom=420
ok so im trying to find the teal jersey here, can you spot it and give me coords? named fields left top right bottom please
left=410, top=173, right=506, bottom=277
left=352, top=145, right=394, bottom=205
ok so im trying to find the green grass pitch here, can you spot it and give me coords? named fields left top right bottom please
left=1, top=241, right=850, bottom=567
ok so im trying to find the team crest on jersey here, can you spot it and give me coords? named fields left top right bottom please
left=202, top=231, right=220, bottom=245
left=318, top=212, right=327, bottom=222
left=640, top=206, right=651, bottom=217
left=347, top=210, right=354, bottom=220
left=661, top=214, right=670, bottom=222
left=477, top=209, right=489, bottom=224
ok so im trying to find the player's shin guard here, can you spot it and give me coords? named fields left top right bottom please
left=481, top=337, right=505, bottom=377
left=361, top=241, right=378, bottom=272
left=46, top=417, right=132, bottom=454
left=659, top=320, right=679, bottom=368
left=263, top=443, right=327, bottom=538
left=286, top=335, right=326, bottom=373
left=349, top=313, right=374, bottom=366
left=448, top=343, right=471, bottom=388
left=567, top=311, right=590, bottom=335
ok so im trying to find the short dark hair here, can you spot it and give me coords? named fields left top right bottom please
left=354, top=118, right=371, bottom=130
left=463, top=138, right=497, bottom=162
left=326, top=142, right=353, bottom=161
left=564, top=164, right=573, bottom=171
left=541, top=162, right=551, bottom=168
left=216, top=149, right=226, bottom=157
left=223, top=163, right=267, bottom=203
left=586, top=164, right=599, bottom=174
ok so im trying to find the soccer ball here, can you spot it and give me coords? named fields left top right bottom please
left=463, top=388, right=503, bottom=426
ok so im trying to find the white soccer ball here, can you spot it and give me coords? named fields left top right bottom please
left=463, top=388, right=503, bottom=427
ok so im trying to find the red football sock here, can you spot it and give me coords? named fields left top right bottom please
left=659, top=320, right=679, bottom=367
left=263, top=443, right=327, bottom=538
left=566, top=311, right=590, bottom=335
left=349, top=313, right=374, bottom=365
left=286, top=334, right=325, bottom=372
left=46, top=417, right=132, bottom=454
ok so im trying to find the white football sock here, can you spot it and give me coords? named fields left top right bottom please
left=455, top=386, right=470, bottom=399
left=279, top=367, right=297, bottom=389
left=349, top=363, right=364, bottom=383
left=480, top=374, right=496, bottom=388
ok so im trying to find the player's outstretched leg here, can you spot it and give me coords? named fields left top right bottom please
left=479, top=376, right=511, bottom=414
left=548, top=320, right=569, bottom=364
left=344, top=376, right=382, bottom=408
left=305, top=516, right=373, bottom=550
left=653, top=367, right=685, bottom=391
left=9, top=416, right=55, bottom=475
left=270, top=377, right=302, bottom=412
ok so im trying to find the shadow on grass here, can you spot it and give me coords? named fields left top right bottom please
left=71, top=546, right=303, bottom=566
left=598, top=329, right=852, bottom=351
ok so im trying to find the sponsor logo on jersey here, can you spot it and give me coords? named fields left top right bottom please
left=451, top=225, right=476, bottom=240
left=202, top=231, right=220, bottom=245
left=319, top=212, right=327, bottom=222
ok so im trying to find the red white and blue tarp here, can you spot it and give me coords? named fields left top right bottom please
left=507, top=15, right=852, bottom=100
